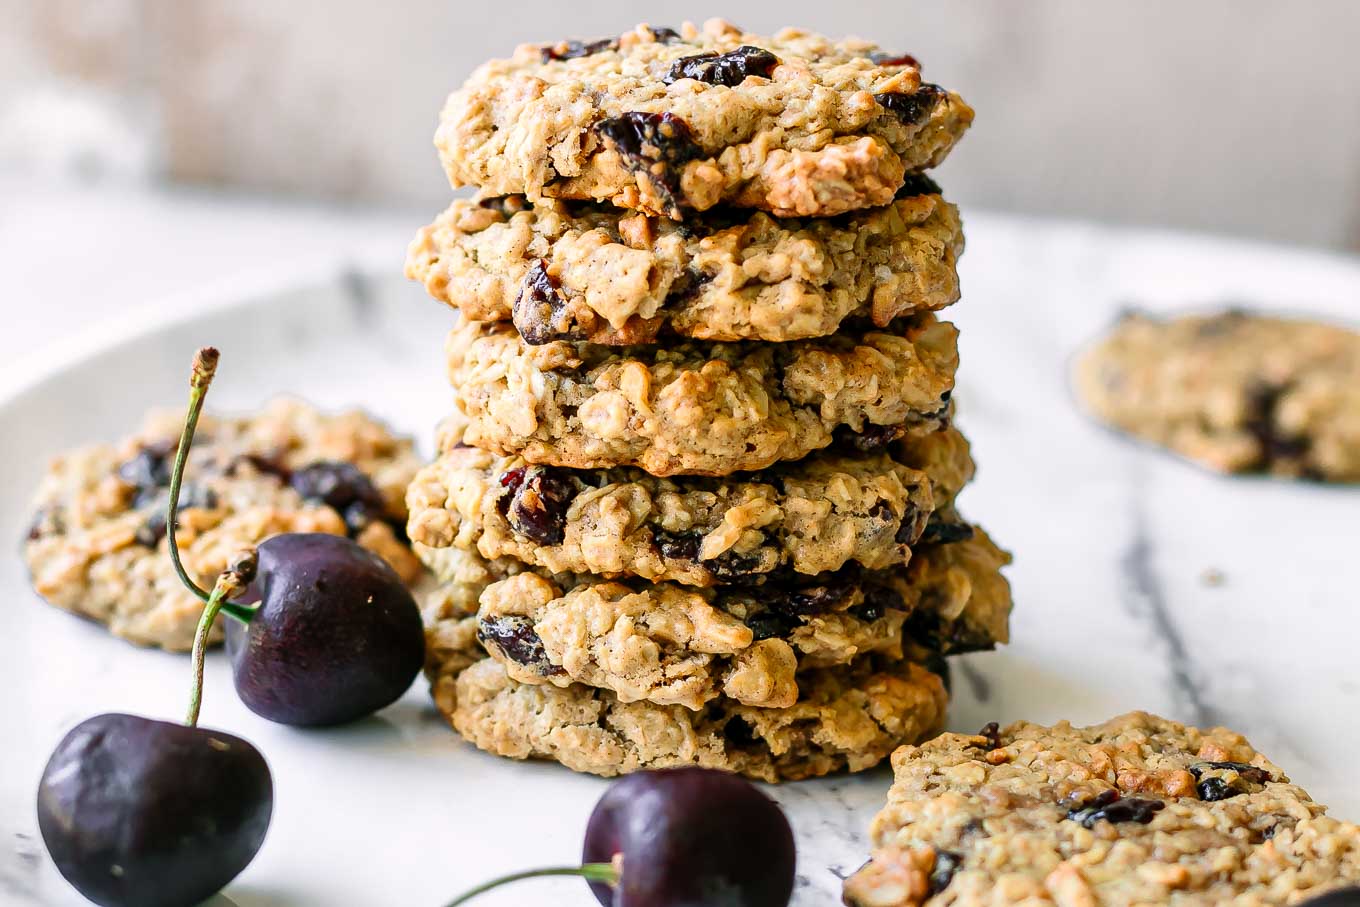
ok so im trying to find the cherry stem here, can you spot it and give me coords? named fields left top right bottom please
left=166, top=346, right=220, bottom=604
left=185, top=551, right=255, bottom=728
left=165, top=347, right=257, bottom=623
left=443, top=864, right=618, bottom=906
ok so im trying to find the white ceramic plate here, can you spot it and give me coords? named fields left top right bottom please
left=4, top=218, right=1359, bottom=906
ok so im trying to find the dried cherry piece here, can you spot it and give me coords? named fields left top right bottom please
left=289, top=461, right=387, bottom=535
left=1189, top=761, right=1274, bottom=785
left=849, top=587, right=901, bottom=623
left=513, top=259, right=586, bottom=344
left=1066, top=790, right=1165, bottom=829
left=976, top=721, right=1003, bottom=750
left=834, top=422, right=909, bottom=454
left=664, top=46, right=779, bottom=86
left=649, top=26, right=682, bottom=44
left=769, top=583, right=853, bottom=617
left=134, top=484, right=219, bottom=548
left=745, top=612, right=800, bottom=641
left=919, top=518, right=975, bottom=546
left=541, top=36, right=618, bottom=62
left=871, top=51, right=921, bottom=68
left=722, top=716, right=758, bottom=747
left=477, top=615, right=563, bottom=676
left=596, top=112, right=703, bottom=218
left=1244, top=383, right=1312, bottom=468
left=929, top=850, right=962, bottom=895
left=874, top=83, right=947, bottom=125
left=498, top=465, right=576, bottom=545
left=895, top=172, right=943, bottom=199
left=118, top=440, right=178, bottom=501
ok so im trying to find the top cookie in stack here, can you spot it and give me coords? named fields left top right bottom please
left=406, top=20, right=1009, bottom=782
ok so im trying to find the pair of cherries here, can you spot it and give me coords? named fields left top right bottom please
left=34, top=348, right=799, bottom=907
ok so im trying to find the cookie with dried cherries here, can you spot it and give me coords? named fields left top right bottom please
left=444, top=313, right=958, bottom=476
left=1076, top=310, right=1360, bottom=482
left=406, top=427, right=977, bottom=586
left=843, top=711, right=1360, bottom=906
left=435, top=20, right=972, bottom=218
left=24, top=399, right=423, bottom=650
left=405, top=180, right=961, bottom=344
left=414, top=528, right=1011, bottom=712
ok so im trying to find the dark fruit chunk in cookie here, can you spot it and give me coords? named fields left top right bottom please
left=652, top=529, right=769, bottom=582
left=875, top=83, right=947, bottom=125
left=1066, top=789, right=1165, bottom=829
left=118, top=439, right=178, bottom=495
left=134, top=484, right=220, bottom=547
left=903, top=607, right=995, bottom=655
left=497, top=465, right=576, bottom=545
left=596, top=112, right=702, bottom=216
left=512, top=259, right=584, bottom=345
left=769, top=582, right=854, bottom=616
left=664, top=46, right=779, bottom=86
left=976, top=721, right=1003, bottom=750
left=929, top=850, right=962, bottom=895
left=849, top=586, right=902, bottom=623
left=648, top=26, right=682, bottom=44
left=1190, top=760, right=1275, bottom=784
left=870, top=51, right=921, bottom=68
left=834, top=422, right=910, bottom=454
left=918, top=517, right=975, bottom=546
left=895, top=172, right=943, bottom=199
left=289, top=461, right=387, bottom=534
left=1244, top=383, right=1313, bottom=468
left=745, top=612, right=800, bottom=641
left=1189, top=760, right=1275, bottom=801
left=541, top=36, right=618, bottom=62
left=477, top=615, right=563, bottom=676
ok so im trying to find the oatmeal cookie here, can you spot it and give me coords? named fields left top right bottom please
left=406, top=184, right=961, bottom=345
left=406, top=426, right=974, bottom=585
left=435, top=654, right=947, bottom=782
left=1076, top=310, right=1360, bottom=482
left=436, top=21, right=971, bottom=219
left=843, top=711, right=1360, bottom=906
left=446, top=313, right=958, bottom=476
left=415, top=529, right=1010, bottom=712
left=24, top=399, right=424, bottom=650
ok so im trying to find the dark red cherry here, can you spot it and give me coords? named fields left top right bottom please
left=36, top=713, right=272, bottom=907
left=1300, top=890, right=1360, bottom=907
left=583, top=768, right=795, bottom=907
left=443, top=768, right=795, bottom=907
left=224, top=532, right=425, bottom=726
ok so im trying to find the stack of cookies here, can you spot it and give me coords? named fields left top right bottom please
left=404, top=20, right=1012, bottom=782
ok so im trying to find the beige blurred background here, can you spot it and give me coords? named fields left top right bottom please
left=3, top=0, right=1360, bottom=249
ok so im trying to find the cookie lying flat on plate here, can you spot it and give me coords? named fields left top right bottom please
left=436, top=20, right=972, bottom=219
left=406, top=182, right=961, bottom=345
left=436, top=653, right=947, bottom=783
left=1076, top=310, right=1360, bottom=482
left=843, top=711, right=1360, bottom=906
left=24, top=399, right=423, bottom=650
left=406, top=425, right=974, bottom=586
left=445, top=313, right=958, bottom=476
left=417, top=528, right=1011, bottom=711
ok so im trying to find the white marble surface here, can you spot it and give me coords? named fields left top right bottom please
left=1, top=188, right=1358, bottom=906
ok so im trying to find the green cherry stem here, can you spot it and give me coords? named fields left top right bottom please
left=167, top=346, right=263, bottom=728
left=165, top=346, right=255, bottom=623
left=167, top=347, right=220, bottom=604
left=185, top=551, right=255, bottom=728
left=443, top=863, right=619, bottom=906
